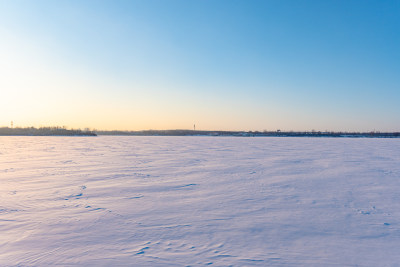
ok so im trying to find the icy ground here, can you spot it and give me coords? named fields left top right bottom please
left=1, top=136, right=400, bottom=266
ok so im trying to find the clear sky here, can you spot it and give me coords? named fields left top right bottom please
left=1, top=0, right=399, bottom=131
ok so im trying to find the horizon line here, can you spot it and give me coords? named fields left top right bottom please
left=1, top=126, right=399, bottom=134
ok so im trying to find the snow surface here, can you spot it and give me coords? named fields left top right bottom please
left=1, top=136, right=400, bottom=266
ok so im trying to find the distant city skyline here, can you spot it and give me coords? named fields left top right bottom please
left=1, top=0, right=399, bottom=132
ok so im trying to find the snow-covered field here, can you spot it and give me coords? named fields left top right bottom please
left=1, top=136, right=400, bottom=266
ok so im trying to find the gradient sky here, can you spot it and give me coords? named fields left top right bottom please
left=1, top=0, right=399, bottom=131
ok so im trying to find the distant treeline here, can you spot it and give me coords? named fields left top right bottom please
left=1, top=127, right=399, bottom=137
left=0, top=127, right=97, bottom=136
left=96, top=130, right=400, bottom=138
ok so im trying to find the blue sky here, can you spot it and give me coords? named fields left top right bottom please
left=1, top=0, right=399, bottom=131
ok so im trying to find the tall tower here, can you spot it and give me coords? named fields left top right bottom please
left=194, top=124, right=196, bottom=131
left=11, top=121, right=13, bottom=128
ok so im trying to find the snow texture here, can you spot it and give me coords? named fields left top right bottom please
left=1, top=136, right=400, bottom=266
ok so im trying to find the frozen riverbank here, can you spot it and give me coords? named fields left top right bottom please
left=1, top=136, right=400, bottom=266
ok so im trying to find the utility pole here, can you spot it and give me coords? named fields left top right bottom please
left=194, top=124, right=196, bottom=131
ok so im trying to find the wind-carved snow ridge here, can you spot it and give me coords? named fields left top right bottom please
left=1, top=136, right=400, bottom=266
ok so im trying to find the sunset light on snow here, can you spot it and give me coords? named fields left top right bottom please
left=1, top=1, right=400, bottom=266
